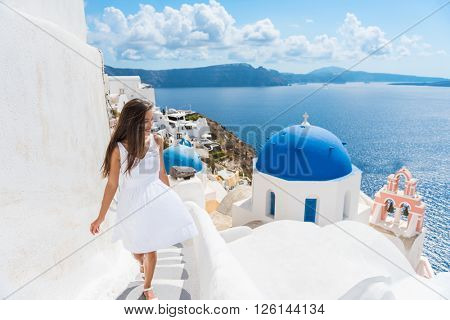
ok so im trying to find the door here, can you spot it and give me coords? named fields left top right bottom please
left=304, top=198, right=317, bottom=223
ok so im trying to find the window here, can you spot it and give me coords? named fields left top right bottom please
left=304, top=198, right=317, bottom=223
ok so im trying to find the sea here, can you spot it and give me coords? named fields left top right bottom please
left=156, top=83, right=449, bottom=273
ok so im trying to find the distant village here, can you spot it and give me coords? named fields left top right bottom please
left=106, top=75, right=254, bottom=228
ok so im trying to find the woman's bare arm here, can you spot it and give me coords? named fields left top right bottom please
left=155, top=134, right=170, bottom=186
left=97, top=146, right=120, bottom=221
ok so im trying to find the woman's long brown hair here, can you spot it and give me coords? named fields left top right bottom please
left=101, top=98, right=154, bottom=177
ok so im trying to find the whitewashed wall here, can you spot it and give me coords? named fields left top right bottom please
left=184, top=201, right=263, bottom=299
left=1, top=0, right=87, bottom=41
left=237, top=166, right=361, bottom=227
left=169, top=175, right=206, bottom=209
left=232, top=197, right=263, bottom=227
left=0, top=0, right=135, bottom=299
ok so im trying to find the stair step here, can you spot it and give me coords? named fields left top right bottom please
left=116, top=242, right=196, bottom=300
left=156, top=256, right=185, bottom=266
left=154, top=264, right=188, bottom=280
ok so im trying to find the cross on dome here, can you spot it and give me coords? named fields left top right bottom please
left=301, top=112, right=311, bottom=126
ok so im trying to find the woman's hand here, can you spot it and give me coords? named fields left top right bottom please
left=90, top=216, right=104, bottom=235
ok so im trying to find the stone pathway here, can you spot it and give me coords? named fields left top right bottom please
left=116, top=240, right=199, bottom=300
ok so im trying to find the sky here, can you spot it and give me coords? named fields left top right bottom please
left=84, top=0, right=450, bottom=77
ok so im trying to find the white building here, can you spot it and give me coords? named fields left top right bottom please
left=232, top=114, right=370, bottom=227
left=151, top=108, right=211, bottom=142
left=106, top=75, right=155, bottom=112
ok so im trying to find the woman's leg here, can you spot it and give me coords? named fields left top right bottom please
left=132, top=253, right=144, bottom=272
left=142, top=251, right=157, bottom=299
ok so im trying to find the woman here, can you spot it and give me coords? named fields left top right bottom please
left=89, top=98, right=198, bottom=300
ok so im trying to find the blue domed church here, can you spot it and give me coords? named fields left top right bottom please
left=163, top=142, right=203, bottom=173
left=232, top=114, right=364, bottom=227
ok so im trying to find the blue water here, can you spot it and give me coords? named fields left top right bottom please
left=156, top=83, right=449, bottom=273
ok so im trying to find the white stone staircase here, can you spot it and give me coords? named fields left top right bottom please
left=116, top=240, right=199, bottom=300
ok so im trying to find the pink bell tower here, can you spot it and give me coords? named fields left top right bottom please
left=369, top=167, right=426, bottom=237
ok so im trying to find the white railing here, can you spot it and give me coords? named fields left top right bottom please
left=184, top=201, right=263, bottom=299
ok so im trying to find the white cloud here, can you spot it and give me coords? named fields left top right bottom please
left=120, top=48, right=142, bottom=60
left=283, top=34, right=338, bottom=59
left=337, top=13, right=391, bottom=58
left=103, top=7, right=128, bottom=34
left=88, top=2, right=435, bottom=64
left=241, top=19, right=280, bottom=43
left=397, top=35, right=439, bottom=57
left=89, top=0, right=240, bottom=60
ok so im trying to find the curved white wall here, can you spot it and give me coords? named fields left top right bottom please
left=0, top=1, right=131, bottom=299
left=169, top=175, right=206, bottom=209
left=184, top=201, right=263, bottom=299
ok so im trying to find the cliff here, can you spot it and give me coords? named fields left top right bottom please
left=190, top=113, right=256, bottom=180
left=106, top=63, right=287, bottom=88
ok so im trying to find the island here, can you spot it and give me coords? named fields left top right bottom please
left=105, top=64, right=448, bottom=88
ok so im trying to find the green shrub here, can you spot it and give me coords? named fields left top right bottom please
left=211, top=150, right=226, bottom=159
left=185, top=113, right=203, bottom=121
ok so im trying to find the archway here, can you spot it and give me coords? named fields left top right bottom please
left=400, top=202, right=411, bottom=221
left=384, top=199, right=395, bottom=219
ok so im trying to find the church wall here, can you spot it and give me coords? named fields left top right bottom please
left=337, top=165, right=362, bottom=222
left=250, top=169, right=361, bottom=226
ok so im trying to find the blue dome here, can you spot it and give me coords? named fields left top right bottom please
left=179, top=137, right=192, bottom=147
left=163, top=144, right=203, bottom=173
left=255, top=125, right=352, bottom=181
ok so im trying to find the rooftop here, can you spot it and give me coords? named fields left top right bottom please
left=256, top=124, right=353, bottom=181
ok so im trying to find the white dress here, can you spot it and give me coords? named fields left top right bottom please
left=111, top=133, right=198, bottom=254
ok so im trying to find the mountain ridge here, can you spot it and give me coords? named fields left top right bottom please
left=105, top=64, right=448, bottom=88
